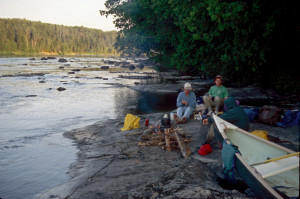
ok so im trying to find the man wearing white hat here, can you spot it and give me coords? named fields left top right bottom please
left=176, top=82, right=196, bottom=123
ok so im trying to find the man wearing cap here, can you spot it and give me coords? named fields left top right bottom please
left=176, top=82, right=196, bottom=124
left=203, top=75, right=228, bottom=115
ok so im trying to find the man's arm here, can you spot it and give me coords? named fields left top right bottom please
left=176, top=92, right=183, bottom=107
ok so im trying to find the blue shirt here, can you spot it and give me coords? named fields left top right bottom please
left=176, top=91, right=196, bottom=108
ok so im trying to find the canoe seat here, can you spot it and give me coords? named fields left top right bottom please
left=253, top=156, right=299, bottom=178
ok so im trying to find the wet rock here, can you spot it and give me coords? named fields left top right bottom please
left=103, top=78, right=108, bottom=80
left=41, top=57, right=48, bottom=60
left=26, top=95, right=38, bottom=97
left=29, top=58, right=35, bottom=60
left=129, top=65, right=136, bottom=70
left=68, top=72, right=75, bottom=74
left=137, top=64, right=145, bottom=69
left=71, top=69, right=81, bottom=72
left=101, top=66, right=110, bottom=70
left=114, top=62, right=121, bottom=66
left=64, top=64, right=71, bottom=66
left=118, top=75, right=153, bottom=79
left=47, top=57, right=56, bottom=59
left=39, top=81, right=46, bottom=83
left=14, top=73, right=46, bottom=77
left=107, top=61, right=115, bottom=65
left=57, top=87, right=66, bottom=91
left=59, top=67, right=64, bottom=69
left=58, top=58, right=68, bottom=63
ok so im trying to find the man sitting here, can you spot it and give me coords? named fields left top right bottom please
left=176, top=82, right=196, bottom=124
left=203, top=75, right=228, bottom=115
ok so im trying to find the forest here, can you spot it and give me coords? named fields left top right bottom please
left=101, top=0, right=299, bottom=94
left=0, top=18, right=118, bottom=55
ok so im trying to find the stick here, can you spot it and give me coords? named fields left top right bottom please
left=164, top=129, right=171, bottom=151
left=128, top=146, right=145, bottom=158
left=174, top=130, right=187, bottom=158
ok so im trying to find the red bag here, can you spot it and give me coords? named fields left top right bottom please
left=198, top=144, right=212, bottom=156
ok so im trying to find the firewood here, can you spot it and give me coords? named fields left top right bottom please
left=174, top=130, right=188, bottom=158
left=164, top=128, right=171, bottom=151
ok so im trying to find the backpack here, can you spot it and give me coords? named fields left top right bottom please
left=258, top=105, right=281, bottom=126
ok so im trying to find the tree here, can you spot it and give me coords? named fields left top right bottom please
left=101, top=0, right=299, bottom=93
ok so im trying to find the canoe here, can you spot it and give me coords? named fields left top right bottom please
left=213, top=115, right=299, bottom=199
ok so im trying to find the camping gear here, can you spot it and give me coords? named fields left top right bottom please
left=196, top=97, right=203, bottom=104
left=196, top=103, right=206, bottom=113
left=170, top=112, right=174, bottom=121
left=145, top=118, right=149, bottom=127
left=213, top=115, right=299, bottom=199
left=277, top=110, right=300, bottom=127
left=160, top=114, right=171, bottom=131
left=198, top=144, right=212, bottom=156
left=120, top=114, right=140, bottom=131
left=258, top=105, right=281, bottom=126
left=251, top=130, right=269, bottom=140
left=243, top=107, right=259, bottom=122
left=222, top=139, right=239, bottom=180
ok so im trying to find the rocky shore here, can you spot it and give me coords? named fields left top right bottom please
left=35, top=80, right=299, bottom=199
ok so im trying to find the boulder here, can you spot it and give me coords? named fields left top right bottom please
left=101, top=66, right=110, bottom=70
left=58, top=58, right=68, bottom=63
left=129, top=65, right=136, bottom=70
left=57, top=87, right=66, bottom=91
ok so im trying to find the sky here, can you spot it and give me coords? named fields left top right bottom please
left=0, top=0, right=117, bottom=31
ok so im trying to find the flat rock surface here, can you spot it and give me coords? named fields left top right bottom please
left=36, top=111, right=299, bottom=199
left=35, top=75, right=299, bottom=198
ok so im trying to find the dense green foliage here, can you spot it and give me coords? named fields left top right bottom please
left=0, top=18, right=117, bottom=55
left=101, top=0, right=299, bottom=93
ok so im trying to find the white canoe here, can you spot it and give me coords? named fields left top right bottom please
left=213, top=115, right=299, bottom=199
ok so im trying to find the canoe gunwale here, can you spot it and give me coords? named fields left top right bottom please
left=212, top=115, right=297, bottom=199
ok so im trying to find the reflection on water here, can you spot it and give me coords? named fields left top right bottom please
left=0, top=56, right=177, bottom=199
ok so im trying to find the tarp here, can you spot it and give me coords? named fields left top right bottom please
left=277, top=110, right=300, bottom=128
left=120, top=114, right=140, bottom=131
left=243, top=107, right=259, bottom=122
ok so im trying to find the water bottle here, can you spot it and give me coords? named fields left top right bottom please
left=170, top=113, right=174, bottom=121
left=145, top=118, right=149, bottom=127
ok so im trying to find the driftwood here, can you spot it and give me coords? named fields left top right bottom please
left=134, top=126, right=190, bottom=158
left=164, top=129, right=171, bottom=151
left=174, top=130, right=187, bottom=158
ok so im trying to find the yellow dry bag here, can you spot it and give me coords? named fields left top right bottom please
left=120, top=114, right=140, bottom=131
left=251, top=130, right=269, bottom=140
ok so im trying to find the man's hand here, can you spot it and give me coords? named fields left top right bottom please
left=202, top=118, right=209, bottom=125
left=182, top=100, right=188, bottom=106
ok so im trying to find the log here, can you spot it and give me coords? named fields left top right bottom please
left=164, top=129, right=171, bottom=151
left=174, top=130, right=188, bottom=158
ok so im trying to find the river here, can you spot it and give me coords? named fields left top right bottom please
left=0, top=56, right=177, bottom=199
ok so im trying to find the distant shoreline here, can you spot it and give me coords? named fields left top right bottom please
left=0, top=51, right=120, bottom=57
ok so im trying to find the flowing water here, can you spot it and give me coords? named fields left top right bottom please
left=0, top=56, right=177, bottom=199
